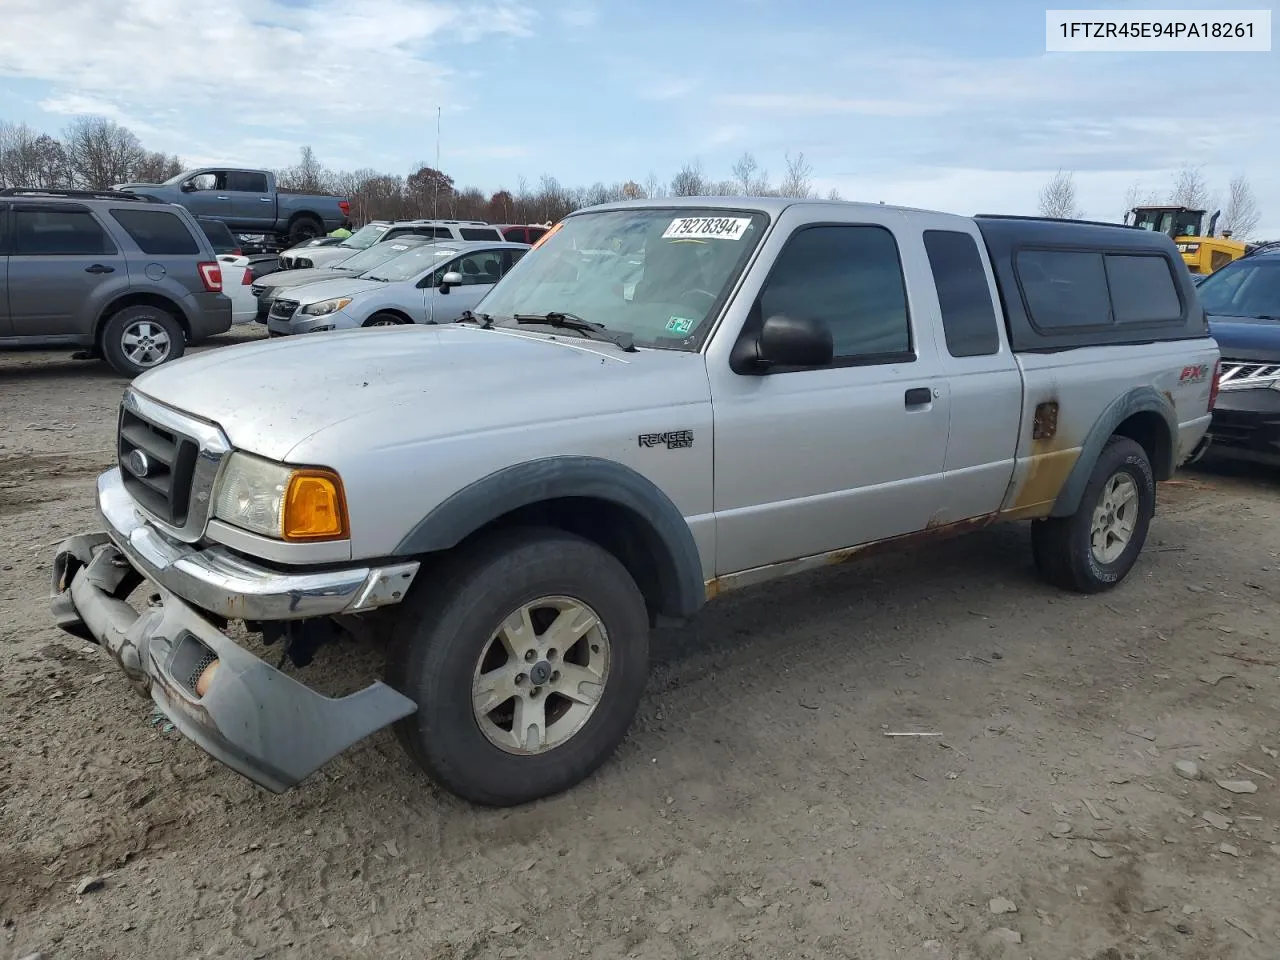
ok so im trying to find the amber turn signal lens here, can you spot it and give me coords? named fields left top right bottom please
left=530, top=221, right=562, bottom=250
left=282, top=469, right=349, bottom=541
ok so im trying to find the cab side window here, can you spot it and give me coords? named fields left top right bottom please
left=758, top=225, right=912, bottom=364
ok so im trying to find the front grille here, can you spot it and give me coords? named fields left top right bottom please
left=118, top=406, right=199, bottom=526
left=1220, top=360, right=1280, bottom=391
left=270, top=298, right=300, bottom=321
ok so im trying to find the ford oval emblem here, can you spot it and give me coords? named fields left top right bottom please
left=127, top=449, right=152, bottom=478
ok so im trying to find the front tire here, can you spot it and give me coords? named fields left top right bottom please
left=364, top=312, right=406, bottom=327
left=1031, top=436, right=1155, bottom=593
left=101, top=306, right=186, bottom=377
left=388, top=528, right=651, bottom=806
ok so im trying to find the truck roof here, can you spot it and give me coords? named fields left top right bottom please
left=576, top=195, right=954, bottom=220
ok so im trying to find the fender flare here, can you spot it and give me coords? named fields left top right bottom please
left=393, top=456, right=706, bottom=619
left=1049, top=386, right=1178, bottom=518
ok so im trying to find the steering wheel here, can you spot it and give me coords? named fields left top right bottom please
left=679, top=288, right=717, bottom=308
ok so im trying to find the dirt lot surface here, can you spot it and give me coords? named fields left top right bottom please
left=3, top=331, right=1280, bottom=960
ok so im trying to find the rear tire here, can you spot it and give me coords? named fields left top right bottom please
left=1031, top=436, right=1154, bottom=593
left=101, top=306, right=186, bottom=377
left=287, top=216, right=323, bottom=245
left=387, top=527, right=650, bottom=807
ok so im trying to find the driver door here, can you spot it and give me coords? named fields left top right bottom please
left=182, top=172, right=231, bottom=220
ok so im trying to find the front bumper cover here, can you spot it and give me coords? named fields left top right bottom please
left=50, top=469, right=421, bottom=793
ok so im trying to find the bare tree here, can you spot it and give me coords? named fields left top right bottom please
left=778, top=151, right=815, bottom=199
left=826, top=187, right=843, bottom=201
left=277, top=145, right=333, bottom=193
left=63, top=116, right=145, bottom=189
left=670, top=159, right=708, bottom=197
left=1038, top=169, right=1083, bottom=219
left=1169, top=164, right=1211, bottom=210
left=730, top=151, right=772, bottom=195
left=0, top=122, right=70, bottom=188
left=131, top=150, right=183, bottom=184
left=1220, top=174, right=1261, bottom=239
left=642, top=171, right=664, bottom=200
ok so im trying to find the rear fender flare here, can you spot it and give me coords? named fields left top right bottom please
left=1049, top=386, right=1177, bottom=518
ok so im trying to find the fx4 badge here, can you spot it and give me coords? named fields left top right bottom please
left=638, top=430, right=694, bottom=450
left=1179, top=363, right=1209, bottom=384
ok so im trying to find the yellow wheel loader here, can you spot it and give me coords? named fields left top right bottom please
left=1124, top=205, right=1247, bottom=275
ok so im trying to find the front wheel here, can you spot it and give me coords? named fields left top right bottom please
left=363, top=312, right=406, bottom=327
left=1031, top=436, right=1155, bottom=593
left=388, top=528, right=650, bottom=806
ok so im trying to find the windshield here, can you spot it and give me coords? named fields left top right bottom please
left=479, top=207, right=769, bottom=349
left=197, top=219, right=238, bottom=254
left=340, top=222, right=389, bottom=250
left=1197, top=260, right=1280, bottom=318
left=339, top=238, right=428, bottom=273
left=365, top=244, right=458, bottom=282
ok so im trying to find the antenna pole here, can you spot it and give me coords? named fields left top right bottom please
left=433, top=106, right=442, bottom=219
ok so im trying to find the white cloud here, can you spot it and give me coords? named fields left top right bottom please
left=714, top=93, right=939, bottom=118
left=557, top=4, right=598, bottom=29
left=0, top=0, right=534, bottom=152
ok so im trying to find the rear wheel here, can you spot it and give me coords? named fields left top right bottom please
left=287, top=216, right=323, bottom=245
left=101, top=306, right=186, bottom=377
left=388, top=528, right=650, bottom=806
left=1031, top=436, right=1154, bottom=593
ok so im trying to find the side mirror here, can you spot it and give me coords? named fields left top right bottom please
left=180, top=180, right=195, bottom=193
left=438, top=270, right=463, bottom=293
left=754, top=314, right=833, bottom=369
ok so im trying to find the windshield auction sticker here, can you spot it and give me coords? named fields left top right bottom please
left=662, top=217, right=752, bottom=241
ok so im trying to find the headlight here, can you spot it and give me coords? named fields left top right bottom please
left=212, top=451, right=349, bottom=541
left=301, top=297, right=352, bottom=316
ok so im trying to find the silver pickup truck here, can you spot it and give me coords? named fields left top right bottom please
left=51, top=197, right=1220, bottom=807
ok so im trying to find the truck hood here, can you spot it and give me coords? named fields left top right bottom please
left=278, top=276, right=386, bottom=305
left=130, top=326, right=708, bottom=462
left=1208, top=314, right=1280, bottom=361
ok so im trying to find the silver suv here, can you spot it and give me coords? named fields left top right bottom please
left=0, top=188, right=232, bottom=376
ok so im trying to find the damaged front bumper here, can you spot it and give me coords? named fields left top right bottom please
left=50, top=468, right=421, bottom=793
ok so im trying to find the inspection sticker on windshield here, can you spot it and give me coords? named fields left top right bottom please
left=662, top=216, right=751, bottom=241
left=666, top=315, right=695, bottom=334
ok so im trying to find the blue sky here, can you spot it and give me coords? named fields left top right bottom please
left=1, top=0, right=1277, bottom=233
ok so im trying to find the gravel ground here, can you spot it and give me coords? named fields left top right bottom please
left=2, top=331, right=1279, bottom=960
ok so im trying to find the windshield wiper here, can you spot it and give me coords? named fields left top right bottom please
left=513, top=312, right=637, bottom=352
left=456, top=309, right=494, bottom=329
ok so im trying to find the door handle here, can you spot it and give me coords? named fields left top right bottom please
left=904, top=387, right=932, bottom=407
left=217, top=195, right=230, bottom=200
left=259, top=197, right=273, bottom=202
left=85, top=264, right=115, bottom=274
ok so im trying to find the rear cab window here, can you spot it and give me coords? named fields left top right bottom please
left=923, top=230, right=1001, bottom=357
left=461, top=227, right=502, bottom=241
left=112, top=209, right=201, bottom=255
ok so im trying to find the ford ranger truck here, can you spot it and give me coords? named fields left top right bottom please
left=50, top=198, right=1220, bottom=807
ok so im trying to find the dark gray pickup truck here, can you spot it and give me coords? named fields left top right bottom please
left=114, top=168, right=350, bottom=246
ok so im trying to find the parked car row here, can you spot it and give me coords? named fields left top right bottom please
left=264, top=239, right=531, bottom=335
left=274, top=219, right=547, bottom=270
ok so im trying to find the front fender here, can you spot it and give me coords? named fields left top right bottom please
left=1049, top=386, right=1177, bottom=518
left=393, top=456, right=705, bottom=620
